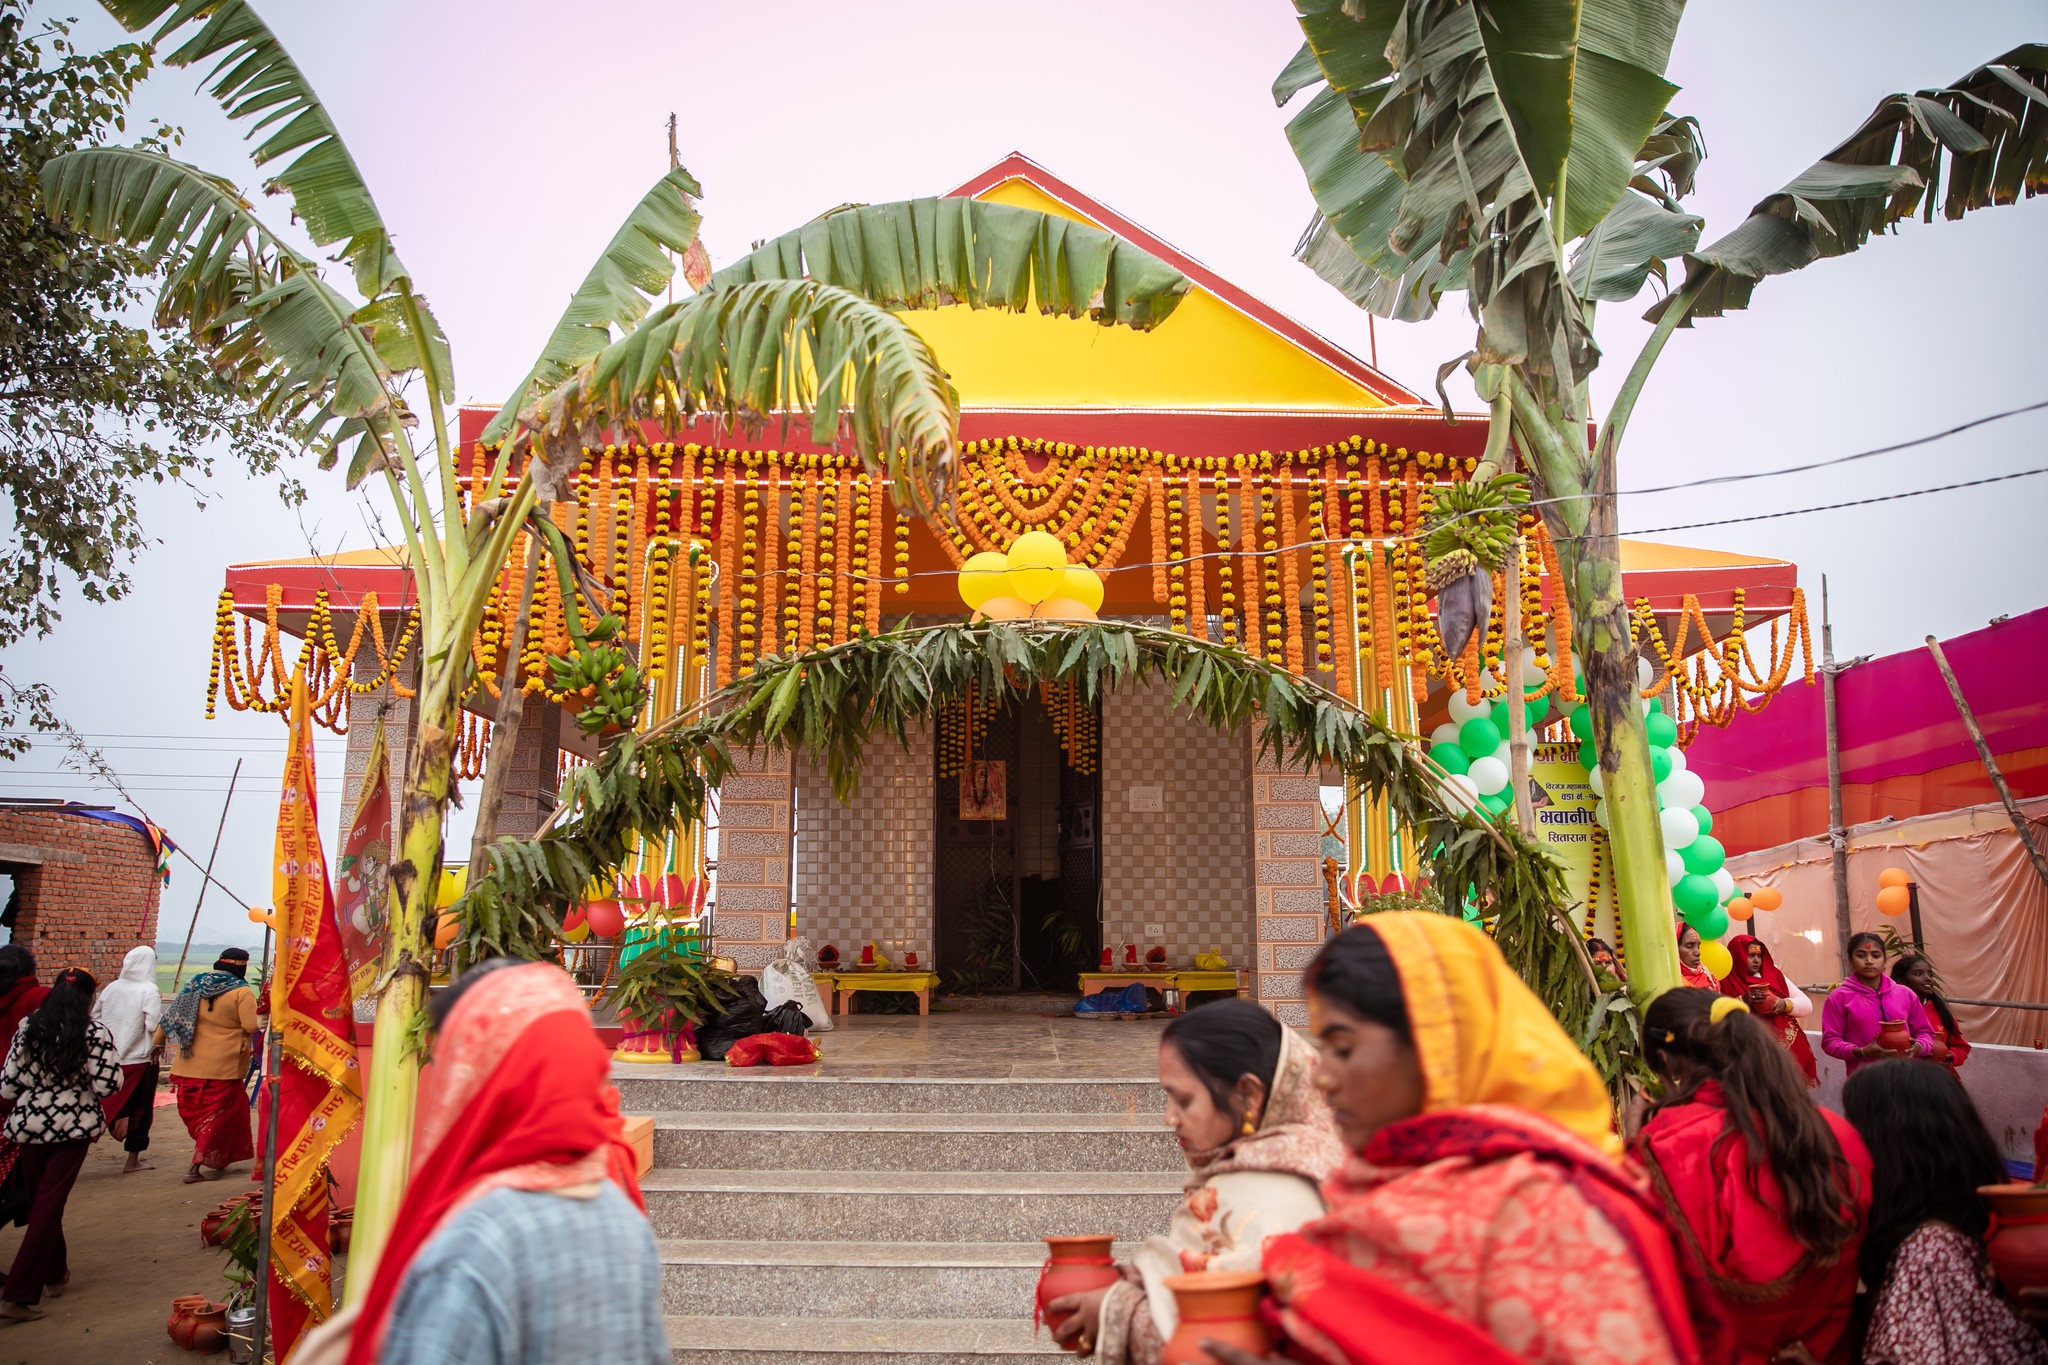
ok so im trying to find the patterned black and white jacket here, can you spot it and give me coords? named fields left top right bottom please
left=1, top=1023, right=121, bottom=1144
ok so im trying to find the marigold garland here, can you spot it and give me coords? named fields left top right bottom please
left=1212, top=475, right=1237, bottom=646
left=1181, top=470, right=1206, bottom=638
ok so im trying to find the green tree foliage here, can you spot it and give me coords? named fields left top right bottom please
left=0, top=2, right=294, bottom=751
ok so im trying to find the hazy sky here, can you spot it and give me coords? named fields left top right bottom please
left=6, top=0, right=2044, bottom=953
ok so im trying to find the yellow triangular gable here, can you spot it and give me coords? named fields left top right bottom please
left=902, top=173, right=1394, bottom=412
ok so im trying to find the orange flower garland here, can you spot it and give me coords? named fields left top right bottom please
left=1148, top=467, right=1169, bottom=602
left=715, top=464, right=737, bottom=688
left=737, top=467, right=762, bottom=675
left=1307, top=463, right=1332, bottom=673
left=1212, top=475, right=1237, bottom=646
left=1164, top=469, right=1189, bottom=632
left=1182, top=471, right=1206, bottom=638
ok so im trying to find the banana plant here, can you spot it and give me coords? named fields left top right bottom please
left=1277, top=0, right=2046, bottom=999
left=43, top=0, right=1191, bottom=1290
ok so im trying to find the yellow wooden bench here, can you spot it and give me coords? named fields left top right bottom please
left=818, top=969, right=941, bottom=1016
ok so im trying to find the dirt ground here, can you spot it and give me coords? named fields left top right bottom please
left=0, top=1105, right=251, bottom=1365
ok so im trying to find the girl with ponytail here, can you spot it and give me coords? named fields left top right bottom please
left=1635, top=988, right=1872, bottom=1364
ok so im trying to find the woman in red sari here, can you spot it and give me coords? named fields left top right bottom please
left=1205, top=913, right=1728, bottom=1365
left=1634, top=988, right=1870, bottom=1363
left=1677, top=923, right=1719, bottom=992
left=1719, top=936, right=1817, bottom=1087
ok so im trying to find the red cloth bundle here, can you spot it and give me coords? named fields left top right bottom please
left=724, top=1033, right=820, bottom=1068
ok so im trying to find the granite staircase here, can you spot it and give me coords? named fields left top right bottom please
left=614, top=1069, right=1185, bottom=1364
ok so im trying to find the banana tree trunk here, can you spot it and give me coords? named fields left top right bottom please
left=346, top=663, right=461, bottom=1291
left=1511, top=394, right=1680, bottom=1001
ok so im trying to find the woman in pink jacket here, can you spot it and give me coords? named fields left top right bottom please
left=1821, top=932, right=1936, bottom=1076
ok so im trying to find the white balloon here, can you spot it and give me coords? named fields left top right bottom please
left=1711, top=868, right=1737, bottom=901
left=1447, top=692, right=1488, bottom=724
left=1592, top=798, right=1609, bottom=829
left=1430, top=722, right=1461, bottom=749
left=1637, top=656, right=1655, bottom=689
left=1662, top=769, right=1706, bottom=810
left=1588, top=766, right=1605, bottom=796
left=1637, top=696, right=1652, bottom=716
left=1469, top=756, right=1509, bottom=796
left=1520, top=647, right=1546, bottom=687
left=1443, top=773, right=1480, bottom=805
left=1665, top=744, right=1688, bottom=774
left=1665, top=848, right=1686, bottom=885
left=1660, top=806, right=1700, bottom=850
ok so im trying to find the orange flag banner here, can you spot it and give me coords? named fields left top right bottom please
left=333, top=720, right=393, bottom=1003
left=264, top=667, right=364, bottom=1360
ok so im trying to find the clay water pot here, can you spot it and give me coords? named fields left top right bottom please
left=188, top=1302, right=229, bottom=1354
left=1160, top=1270, right=1271, bottom=1365
left=1876, top=1019, right=1914, bottom=1054
left=1034, top=1235, right=1119, bottom=1348
left=1979, top=1182, right=2048, bottom=1296
left=167, top=1295, right=209, bottom=1348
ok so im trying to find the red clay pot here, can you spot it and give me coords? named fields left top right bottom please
left=1034, top=1234, right=1119, bottom=1349
left=1876, top=1019, right=1915, bottom=1054
left=167, top=1296, right=229, bottom=1352
left=1160, top=1270, right=1271, bottom=1365
left=1980, top=1182, right=2048, bottom=1296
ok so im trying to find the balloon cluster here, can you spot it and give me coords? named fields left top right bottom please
left=957, top=530, right=1104, bottom=623
left=1875, top=867, right=1913, bottom=916
left=1424, top=648, right=1552, bottom=819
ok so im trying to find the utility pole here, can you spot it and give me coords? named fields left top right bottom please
left=1820, top=578, right=1853, bottom=974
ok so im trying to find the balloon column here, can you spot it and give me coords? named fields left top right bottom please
left=957, top=531, right=1104, bottom=623
left=1424, top=648, right=1553, bottom=820
left=1566, top=659, right=1752, bottom=945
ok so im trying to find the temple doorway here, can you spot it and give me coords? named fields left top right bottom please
left=934, top=688, right=1101, bottom=992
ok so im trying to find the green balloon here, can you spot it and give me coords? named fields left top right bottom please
left=1689, top=905, right=1730, bottom=941
left=1569, top=704, right=1594, bottom=741
left=1691, top=805, right=1713, bottom=837
left=1577, top=741, right=1596, bottom=770
left=1525, top=694, right=1550, bottom=729
left=1459, top=716, right=1501, bottom=759
left=1648, top=697, right=1664, bottom=715
left=1680, top=833, right=1727, bottom=877
left=1572, top=670, right=1586, bottom=697
left=1672, top=873, right=1719, bottom=917
left=1650, top=747, right=1673, bottom=784
left=1480, top=790, right=1513, bottom=816
left=1645, top=711, right=1678, bottom=748
left=1429, top=742, right=1471, bottom=776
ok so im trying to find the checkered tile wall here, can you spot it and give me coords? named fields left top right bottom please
left=792, top=726, right=935, bottom=968
left=1099, top=682, right=1255, bottom=967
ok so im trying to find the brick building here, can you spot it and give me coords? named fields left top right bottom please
left=0, top=802, right=166, bottom=987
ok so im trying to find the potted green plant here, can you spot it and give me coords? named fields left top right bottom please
left=604, top=926, right=734, bottom=1063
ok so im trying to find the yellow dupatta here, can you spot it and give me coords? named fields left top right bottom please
left=1366, top=912, right=1619, bottom=1156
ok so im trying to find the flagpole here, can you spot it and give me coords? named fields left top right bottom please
left=251, top=668, right=304, bottom=1364
left=170, top=758, right=243, bottom=994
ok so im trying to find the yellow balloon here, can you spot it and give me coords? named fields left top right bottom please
left=1036, top=598, right=1098, bottom=622
left=1059, top=566, right=1104, bottom=614
left=957, top=551, right=1009, bottom=610
left=976, top=595, right=1032, bottom=622
left=436, top=865, right=467, bottom=908
left=1005, top=531, right=1066, bottom=604
left=1698, top=938, right=1733, bottom=980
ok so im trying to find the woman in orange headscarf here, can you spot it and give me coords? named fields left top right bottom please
left=299, top=960, right=663, bottom=1365
left=1207, top=914, right=1727, bottom=1365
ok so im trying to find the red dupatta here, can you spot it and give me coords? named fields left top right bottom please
left=345, top=964, right=643, bottom=1365
left=1264, top=1107, right=1731, bottom=1365
left=1720, top=936, right=1818, bottom=1085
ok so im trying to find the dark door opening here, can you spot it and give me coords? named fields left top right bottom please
left=935, top=685, right=1101, bottom=994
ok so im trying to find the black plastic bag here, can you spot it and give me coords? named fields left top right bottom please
left=696, top=976, right=771, bottom=1062
left=760, top=1000, right=810, bottom=1036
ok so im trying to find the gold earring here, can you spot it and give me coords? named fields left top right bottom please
left=1241, top=1114, right=1257, bottom=1136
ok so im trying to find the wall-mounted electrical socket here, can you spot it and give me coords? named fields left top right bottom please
left=1144, top=924, right=1164, bottom=938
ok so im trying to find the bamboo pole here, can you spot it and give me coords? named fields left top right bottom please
left=1820, top=579, right=1854, bottom=974
left=1502, top=449, right=1535, bottom=834
left=171, top=759, right=242, bottom=994
left=1925, top=633, right=2048, bottom=892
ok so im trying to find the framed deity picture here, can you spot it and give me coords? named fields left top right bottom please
left=960, top=759, right=1007, bottom=821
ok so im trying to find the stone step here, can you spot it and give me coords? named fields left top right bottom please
left=616, top=1071, right=1157, bottom=1116
left=667, top=1314, right=1063, bottom=1363
left=660, top=1240, right=1130, bottom=1320
left=642, top=1169, right=1182, bottom=1243
left=651, top=1111, right=1182, bottom=1173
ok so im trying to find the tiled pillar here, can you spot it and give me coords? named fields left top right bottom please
left=340, top=653, right=416, bottom=827
left=793, top=728, right=935, bottom=968
left=492, top=702, right=566, bottom=841
left=1252, top=743, right=1328, bottom=1027
left=711, top=747, right=793, bottom=971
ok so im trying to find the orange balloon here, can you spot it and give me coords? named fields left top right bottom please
left=974, top=595, right=1032, bottom=622
left=434, top=911, right=460, bottom=950
left=1877, top=867, right=1911, bottom=890
left=1726, top=896, right=1754, bottom=921
left=1875, top=885, right=1911, bottom=917
left=1751, top=886, right=1783, bottom=912
left=1034, top=598, right=1098, bottom=622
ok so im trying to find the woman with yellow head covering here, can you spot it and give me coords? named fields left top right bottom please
left=1203, top=914, right=1728, bottom=1365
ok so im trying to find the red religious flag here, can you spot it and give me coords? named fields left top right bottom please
left=333, top=721, right=393, bottom=1002
left=263, top=667, right=364, bottom=1360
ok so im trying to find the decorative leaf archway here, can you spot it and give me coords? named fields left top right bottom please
left=459, top=619, right=1636, bottom=1082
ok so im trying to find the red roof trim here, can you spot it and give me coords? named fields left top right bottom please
left=945, top=153, right=1425, bottom=407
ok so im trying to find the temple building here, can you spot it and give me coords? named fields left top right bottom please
left=207, top=155, right=1811, bottom=1024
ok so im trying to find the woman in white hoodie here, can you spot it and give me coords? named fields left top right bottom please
left=91, top=946, right=161, bottom=1173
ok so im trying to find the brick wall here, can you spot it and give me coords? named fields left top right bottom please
left=0, top=808, right=165, bottom=987
left=712, top=747, right=793, bottom=971
left=1250, top=744, right=1330, bottom=1027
